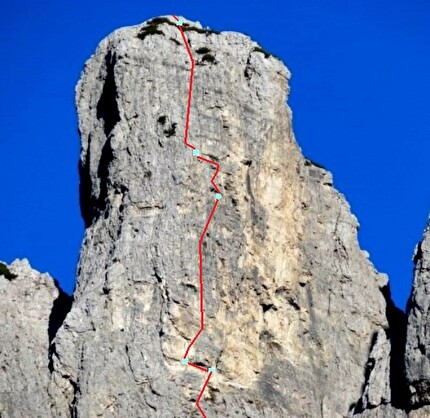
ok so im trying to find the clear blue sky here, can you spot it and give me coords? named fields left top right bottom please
left=1, top=1, right=429, bottom=311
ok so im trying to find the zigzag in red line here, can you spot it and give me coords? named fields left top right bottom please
left=172, top=14, right=222, bottom=418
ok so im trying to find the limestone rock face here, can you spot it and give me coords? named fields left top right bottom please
left=406, top=219, right=430, bottom=407
left=2, top=15, right=429, bottom=418
left=48, top=16, right=390, bottom=417
left=355, top=330, right=393, bottom=411
left=0, top=260, right=69, bottom=418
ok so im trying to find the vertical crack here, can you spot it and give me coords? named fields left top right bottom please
left=97, top=51, right=120, bottom=136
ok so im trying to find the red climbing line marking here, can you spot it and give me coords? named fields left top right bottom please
left=172, top=14, right=221, bottom=418
left=197, top=156, right=221, bottom=193
left=184, top=199, right=220, bottom=360
left=197, top=373, right=213, bottom=417
left=173, top=14, right=196, bottom=150
left=188, top=362, right=209, bottom=373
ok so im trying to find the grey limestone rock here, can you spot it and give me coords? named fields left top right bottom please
left=406, top=218, right=430, bottom=407
left=49, top=16, right=390, bottom=417
left=1, top=15, right=429, bottom=418
left=0, top=259, right=70, bottom=418
left=355, top=330, right=393, bottom=411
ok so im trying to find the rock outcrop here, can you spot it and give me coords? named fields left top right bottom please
left=0, top=259, right=71, bottom=417
left=0, top=16, right=429, bottom=418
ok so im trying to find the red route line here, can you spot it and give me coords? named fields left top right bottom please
left=188, top=362, right=209, bottom=372
left=184, top=199, right=220, bottom=359
left=197, top=156, right=221, bottom=193
left=172, top=14, right=221, bottom=418
left=197, top=373, right=213, bottom=417
left=172, top=14, right=196, bottom=151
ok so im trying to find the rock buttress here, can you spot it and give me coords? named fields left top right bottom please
left=51, top=16, right=390, bottom=417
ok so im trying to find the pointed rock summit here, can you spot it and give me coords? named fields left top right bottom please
left=0, top=16, right=429, bottom=417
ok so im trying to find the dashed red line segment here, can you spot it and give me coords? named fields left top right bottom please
left=172, top=14, right=221, bottom=418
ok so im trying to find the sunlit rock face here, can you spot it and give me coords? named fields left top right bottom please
left=1, top=16, right=428, bottom=418
left=50, top=16, right=389, bottom=417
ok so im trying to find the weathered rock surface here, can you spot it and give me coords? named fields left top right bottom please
left=354, top=330, right=393, bottom=411
left=406, top=219, right=430, bottom=407
left=48, top=16, right=390, bottom=417
left=0, top=259, right=70, bottom=417
left=1, top=15, right=429, bottom=418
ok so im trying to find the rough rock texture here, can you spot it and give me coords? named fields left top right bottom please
left=355, top=330, right=393, bottom=411
left=1, top=16, right=429, bottom=418
left=406, top=219, right=430, bottom=407
left=0, top=259, right=70, bottom=417
left=47, top=16, right=391, bottom=417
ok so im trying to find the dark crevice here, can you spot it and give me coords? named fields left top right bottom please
left=153, top=267, right=163, bottom=284
left=79, top=51, right=120, bottom=229
left=48, top=280, right=73, bottom=373
left=350, top=284, right=409, bottom=414
left=78, top=157, right=93, bottom=228
left=261, top=303, right=274, bottom=313
left=97, top=51, right=120, bottom=136
left=196, top=47, right=211, bottom=54
left=351, top=331, right=379, bottom=414
left=351, top=285, right=409, bottom=414
left=192, top=361, right=207, bottom=368
left=381, top=284, right=409, bottom=410
left=48, top=344, right=56, bottom=373
left=183, top=283, right=197, bottom=290
left=48, top=281, right=73, bottom=344
left=70, top=379, right=79, bottom=418
left=96, top=137, right=114, bottom=219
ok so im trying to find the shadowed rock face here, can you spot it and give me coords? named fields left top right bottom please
left=0, top=16, right=428, bottom=418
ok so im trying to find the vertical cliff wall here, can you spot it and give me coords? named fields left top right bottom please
left=49, top=16, right=389, bottom=417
